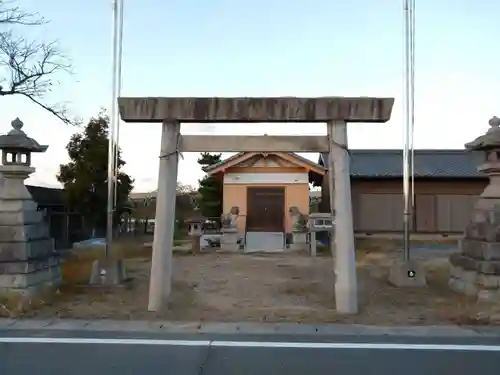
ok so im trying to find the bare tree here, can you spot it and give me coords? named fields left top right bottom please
left=0, top=0, right=76, bottom=125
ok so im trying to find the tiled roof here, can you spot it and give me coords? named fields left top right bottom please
left=26, top=185, right=65, bottom=206
left=319, top=150, right=483, bottom=178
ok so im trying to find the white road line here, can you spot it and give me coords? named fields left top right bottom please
left=0, top=337, right=500, bottom=351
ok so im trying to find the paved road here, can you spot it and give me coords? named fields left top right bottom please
left=1, top=329, right=500, bottom=375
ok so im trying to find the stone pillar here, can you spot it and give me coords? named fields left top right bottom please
left=327, top=120, right=358, bottom=314
left=449, top=117, right=500, bottom=301
left=186, top=217, right=204, bottom=254
left=221, top=227, right=239, bottom=252
left=0, top=118, right=61, bottom=310
left=289, top=206, right=308, bottom=251
left=148, top=121, right=180, bottom=312
left=220, top=207, right=240, bottom=252
left=291, top=232, right=307, bottom=251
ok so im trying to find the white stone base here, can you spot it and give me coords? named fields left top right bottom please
left=220, top=231, right=239, bottom=252
left=290, top=232, right=307, bottom=251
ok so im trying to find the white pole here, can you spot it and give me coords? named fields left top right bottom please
left=106, top=0, right=120, bottom=256
left=113, top=0, right=124, bottom=208
left=402, top=0, right=411, bottom=262
left=409, top=0, right=416, bottom=230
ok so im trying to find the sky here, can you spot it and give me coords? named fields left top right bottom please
left=1, top=0, right=499, bottom=192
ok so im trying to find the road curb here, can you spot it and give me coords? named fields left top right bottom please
left=1, top=318, right=499, bottom=337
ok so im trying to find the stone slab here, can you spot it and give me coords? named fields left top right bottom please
left=477, top=289, right=500, bottom=303
left=0, top=238, right=55, bottom=261
left=388, top=260, right=427, bottom=287
left=0, top=265, right=60, bottom=288
left=0, top=223, right=49, bottom=242
left=0, top=256, right=59, bottom=274
left=460, top=238, right=500, bottom=261
left=450, top=253, right=500, bottom=275
left=118, top=97, right=395, bottom=123
left=0, top=199, right=37, bottom=212
left=476, top=273, right=500, bottom=289
left=0, top=209, right=43, bottom=225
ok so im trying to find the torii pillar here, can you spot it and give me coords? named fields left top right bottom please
left=118, top=97, right=394, bottom=314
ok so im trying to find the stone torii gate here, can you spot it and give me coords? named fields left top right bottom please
left=118, top=97, right=394, bottom=314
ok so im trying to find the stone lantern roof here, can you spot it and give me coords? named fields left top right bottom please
left=0, top=118, right=48, bottom=153
left=465, top=116, right=500, bottom=151
left=185, top=213, right=206, bottom=224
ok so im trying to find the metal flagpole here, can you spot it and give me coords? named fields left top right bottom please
left=409, top=0, right=416, bottom=234
left=402, top=0, right=412, bottom=261
left=106, top=0, right=121, bottom=257
left=113, top=0, right=124, bottom=208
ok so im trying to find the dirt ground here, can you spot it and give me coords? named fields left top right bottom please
left=14, top=244, right=500, bottom=325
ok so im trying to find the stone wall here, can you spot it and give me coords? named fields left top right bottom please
left=449, top=205, right=500, bottom=301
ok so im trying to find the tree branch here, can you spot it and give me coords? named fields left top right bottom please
left=0, top=1, right=79, bottom=125
left=0, top=0, right=44, bottom=26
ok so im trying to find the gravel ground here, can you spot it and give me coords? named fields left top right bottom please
left=11, top=245, right=500, bottom=325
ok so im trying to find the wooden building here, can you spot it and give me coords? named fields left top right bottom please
left=310, top=150, right=487, bottom=234
left=204, top=151, right=325, bottom=250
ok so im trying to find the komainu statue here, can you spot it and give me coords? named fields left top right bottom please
left=289, top=206, right=309, bottom=232
left=221, top=206, right=239, bottom=230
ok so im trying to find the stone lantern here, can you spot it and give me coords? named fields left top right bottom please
left=449, top=116, right=500, bottom=302
left=0, top=118, right=60, bottom=309
left=185, top=215, right=205, bottom=254
left=0, top=118, right=48, bottom=200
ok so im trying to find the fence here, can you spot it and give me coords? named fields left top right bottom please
left=120, top=216, right=223, bottom=237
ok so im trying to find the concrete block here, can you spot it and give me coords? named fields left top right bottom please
left=0, top=200, right=37, bottom=212
left=89, top=259, right=129, bottom=286
left=477, top=289, right=500, bottom=303
left=0, top=224, right=49, bottom=242
left=388, top=260, right=427, bottom=287
left=0, top=256, right=58, bottom=274
left=0, top=210, right=43, bottom=225
left=461, top=239, right=500, bottom=261
left=0, top=265, right=60, bottom=288
left=0, top=238, right=55, bottom=261
left=477, top=260, right=500, bottom=275
left=476, top=274, right=500, bottom=289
